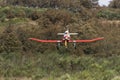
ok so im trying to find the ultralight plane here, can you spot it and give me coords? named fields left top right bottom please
left=29, top=29, right=104, bottom=49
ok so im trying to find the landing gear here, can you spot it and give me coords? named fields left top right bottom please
left=65, top=40, right=68, bottom=48
left=56, top=42, right=61, bottom=50
left=73, top=42, right=77, bottom=49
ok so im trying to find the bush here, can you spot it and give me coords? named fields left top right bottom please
left=109, top=0, right=120, bottom=8
left=39, top=9, right=73, bottom=25
left=97, top=9, right=120, bottom=20
left=0, top=26, right=22, bottom=53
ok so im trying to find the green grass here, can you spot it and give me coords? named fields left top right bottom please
left=97, top=8, right=120, bottom=20
left=0, top=6, right=48, bottom=28
left=0, top=52, right=120, bottom=80
left=0, top=18, right=28, bottom=27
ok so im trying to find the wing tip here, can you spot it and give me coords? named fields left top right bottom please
left=29, top=38, right=36, bottom=40
left=98, top=37, right=104, bottom=40
left=29, top=38, right=33, bottom=40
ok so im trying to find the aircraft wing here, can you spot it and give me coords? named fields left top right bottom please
left=69, top=37, right=104, bottom=43
left=29, top=38, right=62, bottom=43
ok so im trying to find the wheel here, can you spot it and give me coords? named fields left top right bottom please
left=56, top=43, right=61, bottom=50
left=73, top=43, right=76, bottom=49
left=56, top=45, right=59, bottom=50
left=74, top=46, right=77, bottom=49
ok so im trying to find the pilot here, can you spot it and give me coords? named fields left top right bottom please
left=63, top=30, right=70, bottom=40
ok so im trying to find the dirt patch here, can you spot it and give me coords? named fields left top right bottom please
left=28, top=20, right=39, bottom=26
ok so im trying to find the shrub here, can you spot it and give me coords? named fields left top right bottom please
left=97, top=9, right=120, bottom=20
left=0, top=26, right=22, bottom=53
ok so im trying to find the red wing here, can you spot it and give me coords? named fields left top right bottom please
left=69, top=37, right=104, bottom=43
left=29, top=38, right=62, bottom=43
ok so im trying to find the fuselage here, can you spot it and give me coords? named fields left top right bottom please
left=62, top=30, right=71, bottom=48
left=63, top=30, right=71, bottom=40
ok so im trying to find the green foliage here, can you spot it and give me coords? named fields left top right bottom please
left=0, top=6, right=119, bottom=56
left=0, top=52, right=119, bottom=79
left=96, top=20, right=120, bottom=56
left=0, top=6, right=119, bottom=55
left=37, top=9, right=73, bottom=26
left=109, top=0, right=120, bottom=8
left=97, top=9, right=120, bottom=20
left=0, top=26, right=22, bottom=53
left=0, top=1, right=119, bottom=80
left=0, top=6, right=47, bottom=22
left=80, top=0, right=92, bottom=8
left=5, top=0, right=94, bottom=9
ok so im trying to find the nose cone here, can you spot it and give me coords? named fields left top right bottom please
left=64, top=36, right=70, bottom=40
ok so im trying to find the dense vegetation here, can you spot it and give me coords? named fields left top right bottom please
left=0, top=0, right=120, bottom=80
left=0, top=52, right=120, bottom=80
left=109, top=0, right=120, bottom=8
left=5, top=0, right=95, bottom=9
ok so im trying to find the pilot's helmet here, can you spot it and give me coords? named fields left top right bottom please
left=65, top=31, right=68, bottom=34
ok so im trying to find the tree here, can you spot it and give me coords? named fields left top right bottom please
left=109, top=0, right=120, bottom=8
left=80, top=0, right=92, bottom=8
left=5, top=0, right=99, bottom=10
left=91, top=0, right=99, bottom=8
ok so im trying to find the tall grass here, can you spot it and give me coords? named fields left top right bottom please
left=0, top=52, right=120, bottom=80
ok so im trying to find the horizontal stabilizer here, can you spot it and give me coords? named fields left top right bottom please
left=57, top=33, right=64, bottom=35
left=57, top=33, right=78, bottom=35
left=70, top=33, right=78, bottom=35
